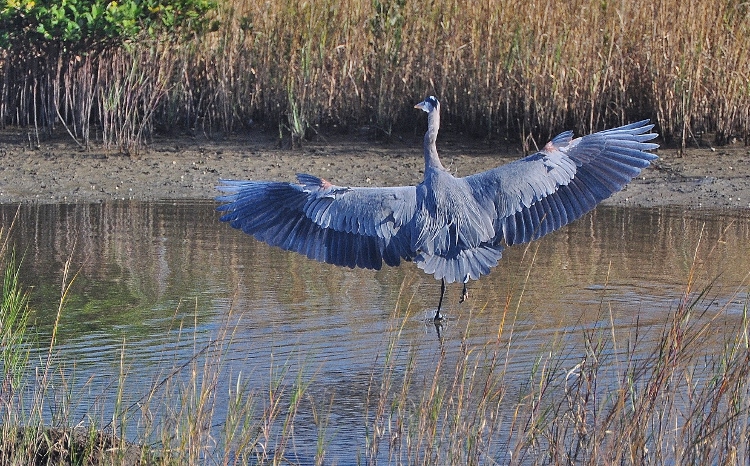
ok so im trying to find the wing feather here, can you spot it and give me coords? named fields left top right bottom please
left=217, top=175, right=417, bottom=270
left=466, top=120, right=657, bottom=247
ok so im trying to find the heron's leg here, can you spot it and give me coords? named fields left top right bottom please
left=460, top=282, right=468, bottom=303
left=435, top=278, right=445, bottom=321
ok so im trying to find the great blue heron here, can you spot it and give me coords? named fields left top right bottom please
left=217, top=96, right=658, bottom=321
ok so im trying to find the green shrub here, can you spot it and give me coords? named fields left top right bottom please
left=0, top=0, right=216, bottom=52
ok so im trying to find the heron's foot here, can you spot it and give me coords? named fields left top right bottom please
left=430, top=309, right=458, bottom=323
left=459, top=284, right=468, bottom=303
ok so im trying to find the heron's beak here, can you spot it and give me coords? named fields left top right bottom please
left=414, top=101, right=429, bottom=112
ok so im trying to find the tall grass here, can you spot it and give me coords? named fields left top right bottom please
left=1, top=224, right=750, bottom=463
left=355, top=240, right=750, bottom=465
left=1, top=0, right=749, bottom=151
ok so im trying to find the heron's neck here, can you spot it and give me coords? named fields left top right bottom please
left=423, top=110, right=444, bottom=172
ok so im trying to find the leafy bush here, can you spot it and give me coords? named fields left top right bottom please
left=0, top=0, right=217, bottom=151
left=0, top=0, right=216, bottom=51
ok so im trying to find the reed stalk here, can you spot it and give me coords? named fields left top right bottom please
left=0, top=222, right=749, bottom=463
left=2, top=0, right=749, bottom=151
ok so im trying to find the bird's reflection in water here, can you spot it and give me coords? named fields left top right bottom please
left=433, top=320, right=444, bottom=342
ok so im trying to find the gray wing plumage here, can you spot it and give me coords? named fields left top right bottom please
left=464, top=119, right=658, bottom=247
left=216, top=120, right=657, bottom=285
left=216, top=174, right=417, bottom=269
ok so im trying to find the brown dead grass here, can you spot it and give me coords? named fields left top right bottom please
left=1, top=0, right=749, bottom=151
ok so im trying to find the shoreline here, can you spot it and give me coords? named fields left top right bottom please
left=1, top=129, right=749, bottom=209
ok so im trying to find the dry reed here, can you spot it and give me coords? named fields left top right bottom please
left=0, top=224, right=750, bottom=463
left=1, top=0, right=749, bottom=151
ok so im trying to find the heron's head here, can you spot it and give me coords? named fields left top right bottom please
left=414, top=96, right=439, bottom=113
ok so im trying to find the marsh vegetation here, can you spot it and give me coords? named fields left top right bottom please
left=1, top=0, right=749, bottom=152
left=0, top=203, right=749, bottom=464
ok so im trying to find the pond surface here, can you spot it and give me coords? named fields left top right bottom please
left=2, top=201, right=750, bottom=463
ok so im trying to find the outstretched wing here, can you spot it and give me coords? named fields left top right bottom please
left=216, top=174, right=417, bottom=269
left=465, top=120, right=658, bottom=246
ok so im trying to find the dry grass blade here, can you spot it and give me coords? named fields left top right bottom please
left=2, top=0, right=750, bottom=150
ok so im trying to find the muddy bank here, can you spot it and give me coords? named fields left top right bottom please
left=1, top=129, right=749, bottom=209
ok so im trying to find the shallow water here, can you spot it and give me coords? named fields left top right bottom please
left=2, top=201, right=750, bottom=462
